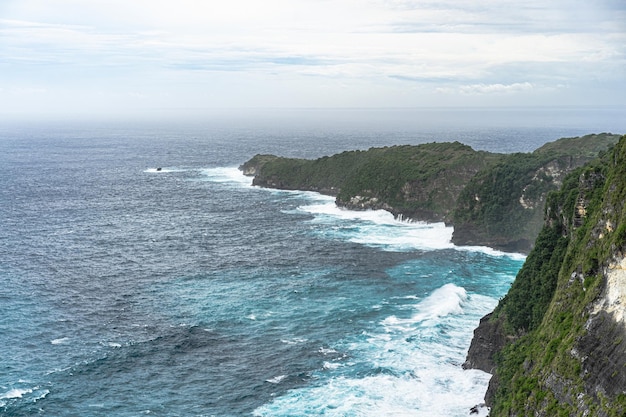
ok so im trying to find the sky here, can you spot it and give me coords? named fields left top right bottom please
left=1, top=0, right=625, bottom=119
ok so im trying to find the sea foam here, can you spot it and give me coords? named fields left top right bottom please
left=297, top=202, right=454, bottom=252
left=254, top=283, right=495, bottom=417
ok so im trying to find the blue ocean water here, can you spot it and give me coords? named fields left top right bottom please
left=0, top=109, right=623, bottom=416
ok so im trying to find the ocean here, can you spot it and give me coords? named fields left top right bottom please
left=1, top=108, right=624, bottom=416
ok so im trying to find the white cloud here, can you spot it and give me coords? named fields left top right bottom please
left=0, top=0, right=624, bottom=116
left=456, top=82, right=534, bottom=95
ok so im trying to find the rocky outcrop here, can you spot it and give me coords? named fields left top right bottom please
left=462, top=313, right=510, bottom=374
left=464, top=135, right=626, bottom=416
left=239, top=154, right=279, bottom=176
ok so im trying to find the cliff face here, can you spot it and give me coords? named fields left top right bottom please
left=464, top=135, right=626, bottom=416
left=240, top=134, right=621, bottom=253
left=452, top=133, right=621, bottom=253
left=334, top=142, right=498, bottom=223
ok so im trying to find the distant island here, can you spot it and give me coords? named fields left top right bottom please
left=241, top=132, right=626, bottom=415
left=240, top=133, right=621, bottom=253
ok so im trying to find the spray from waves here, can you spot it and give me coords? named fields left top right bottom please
left=297, top=201, right=454, bottom=252
left=298, top=201, right=526, bottom=261
left=254, top=283, right=495, bottom=417
left=197, top=166, right=524, bottom=261
left=198, top=166, right=254, bottom=186
left=382, top=283, right=466, bottom=330
left=145, top=166, right=254, bottom=188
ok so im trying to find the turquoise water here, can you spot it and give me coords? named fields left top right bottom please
left=1, top=110, right=620, bottom=416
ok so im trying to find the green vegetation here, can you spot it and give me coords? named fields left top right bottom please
left=335, top=142, right=498, bottom=221
left=486, top=135, right=626, bottom=416
left=245, top=142, right=500, bottom=222
left=241, top=133, right=621, bottom=252
left=452, top=133, right=622, bottom=252
left=244, top=133, right=626, bottom=414
left=453, top=152, right=557, bottom=249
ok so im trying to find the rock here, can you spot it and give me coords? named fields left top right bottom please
left=469, top=403, right=489, bottom=415
left=463, top=313, right=509, bottom=374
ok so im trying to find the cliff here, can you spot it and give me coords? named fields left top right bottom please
left=452, top=133, right=621, bottom=252
left=464, top=135, right=626, bottom=416
left=240, top=133, right=620, bottom=253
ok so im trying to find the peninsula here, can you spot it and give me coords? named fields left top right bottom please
left=240, top=133, right=620, bottom=253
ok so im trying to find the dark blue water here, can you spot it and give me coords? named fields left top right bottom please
left=1, top=109, right=623, bottom=416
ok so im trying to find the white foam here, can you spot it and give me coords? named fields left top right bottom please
left=293, top=196, right=529, bottom=258
left=199, top=167, right=253, bottom=186
left=0, top=387, right=34, bottom=400
left=266, top=375, right=287, bottom=384
left=412, top=283, right=467, bottom=321
left=380, top=284, right=467, bottom=335
left=297, top=203, right=454, bottom=252
left=254, top=284, right=498, bottom=416
left=255, top=371, right=490, bottom=417
left=323, top=361, right=342, bottom=370
left=454, top=244, right=527, bottom=261
left=281, top=337, right=308, bottom=345
left=51, top=337, right=69, bottom=345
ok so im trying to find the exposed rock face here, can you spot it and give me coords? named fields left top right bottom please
left=593, top=256, right=626, bottom=324
left=463, top=313, right=510, bottom=374
left=577, top=309, right=626, bottom=401
left=239, top=154, right=279, bottom=176
left=463, top=135, right=626, bottom=416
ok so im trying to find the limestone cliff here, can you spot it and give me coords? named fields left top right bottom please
left=464, top=135, right=626, bottom=416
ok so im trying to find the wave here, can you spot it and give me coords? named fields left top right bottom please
left=201, top=166, right=527, bottom=259
left=254, top=283, right=496, bottom=417
left=0, top=388, right=33, bottom=401
left=454, top=244, right=527, bottom=261
left=266, top=375, right=288, bottom=384
left=0, top=386, right=49, bottom=409
left=382, top=284, right=467, bottom=332
left=198, top=167, right=253, bottom=186
left=297, top=202, right=454, bottom=252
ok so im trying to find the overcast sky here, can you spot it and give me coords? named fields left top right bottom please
left=1, top=0, right=625, bottom=119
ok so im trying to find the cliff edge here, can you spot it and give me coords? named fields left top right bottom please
left=464, top=135, right=626, bottom=416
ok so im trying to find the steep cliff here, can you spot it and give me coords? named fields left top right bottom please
left=240, top=134, right=620, bottom=253
left=464, top=135, right=626, bottom=416
left=452, top=133, right=621, bottom=252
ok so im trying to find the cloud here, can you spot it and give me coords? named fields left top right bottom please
left=0, top=0, right=624, bottom=115
left=439, top=82, right=535, bottom=95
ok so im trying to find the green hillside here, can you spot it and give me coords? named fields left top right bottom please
left=240, top=133, right=621, bottom=253
left=466, top=135, right=626, bottom=416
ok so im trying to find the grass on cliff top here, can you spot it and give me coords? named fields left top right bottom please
left=491, top=136, right=626, bottom=416
left=336, top=142, right=498, bottom=206
left=533, top=133, right=622, bottom=159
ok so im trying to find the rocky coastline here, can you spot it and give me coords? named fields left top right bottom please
left=464, top=135, right=626, bottom=416
left=240, top=133, right=621, bottom=254
left=241, top=133, right=626, bottom=415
